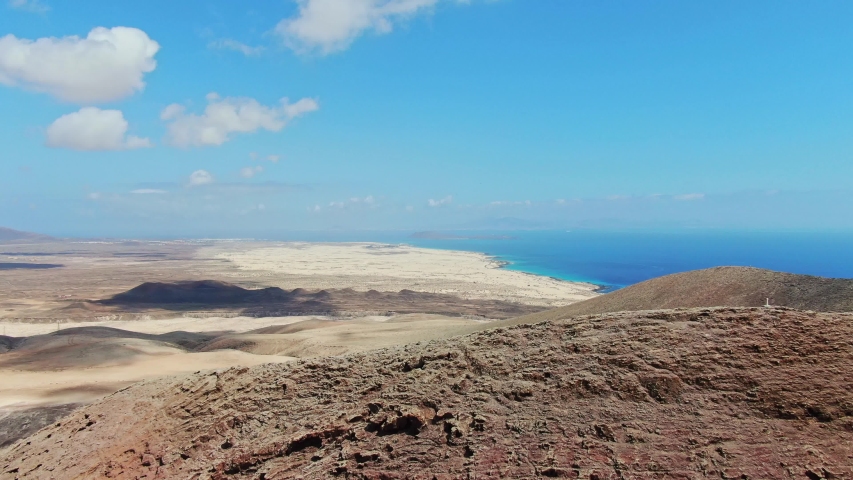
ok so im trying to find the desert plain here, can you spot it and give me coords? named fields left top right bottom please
left=0, top=238, right=599, bottom=449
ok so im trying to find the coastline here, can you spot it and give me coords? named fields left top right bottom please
left=406, top=242, right=612, bottom=293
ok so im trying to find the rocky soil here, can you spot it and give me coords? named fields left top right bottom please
left=518, top=267, right=853, bottom=324
left=0, top=404, right=80, bottom=450
left=3, top=307, right=852, bottom=479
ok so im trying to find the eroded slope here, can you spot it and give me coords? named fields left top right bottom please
left=3, top=307, right=852, bottom=479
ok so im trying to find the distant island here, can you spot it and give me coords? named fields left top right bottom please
left=410, top=231, right=516, bottom=241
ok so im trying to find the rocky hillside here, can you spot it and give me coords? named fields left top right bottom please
left=3, top=307, right=851, bottom=479
left=510, top=267, right=853, bottom=326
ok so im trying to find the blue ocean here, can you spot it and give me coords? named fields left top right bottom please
left=279, top=230, right=853, bottom=291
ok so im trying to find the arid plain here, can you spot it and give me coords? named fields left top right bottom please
left=0, top=237, right=599, bottom=449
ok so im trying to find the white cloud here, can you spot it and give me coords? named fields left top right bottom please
left=266, top=154, right=281, bottom=163
left=208, top=38, right=264, bottom=56
left=428, top=195, right=452, bottom=207
left=87, top=192, right=101, bottom=200
left=674, top=193, right=705, bottom=201
left=240, top=165, right=264, bottom=178
left=490, top=200, right=531, bottom=207
left=8, top=0, right=49, bottom=13
left=0, top=27, right=159, bottom=103
left=45, top=107, right=152, bottom=151
left=326, top=196, right=377, bottom=210
left=162, top=93, right=319, bottom=147
left=131, top=189, right=167, bottom=194
left=188, top=170, right=214, bottom=187
left=276, top=0, right=454, bottom=55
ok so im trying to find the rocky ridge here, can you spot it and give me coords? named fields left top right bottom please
left=2, top=307, right=852, bottom=479
left=511, top=267, right=853, bottom=326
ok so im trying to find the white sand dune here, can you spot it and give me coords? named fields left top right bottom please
left=208, top=243, right=598, bottom=306
left=0, top=313, right=482, bottom=409
left=199, top=314, right=490, bottom=358
left=0, top=349, right=293, bottom=409
left=0, top=315, right=327, bottom=338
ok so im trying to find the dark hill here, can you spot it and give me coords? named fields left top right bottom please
left=98, top=280, right=543, bottom=319
left=0, top=227, right=53, bottom=243
left=100, top=280, right=293, bottom=305
left=4, top=307, right=851, bottom=478
left=507, top=266, right=853, bottom=326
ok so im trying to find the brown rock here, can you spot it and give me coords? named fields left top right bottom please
left=2, top=307, right=853, bottom=479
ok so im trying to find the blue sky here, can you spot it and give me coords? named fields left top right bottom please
left=1, top=0, right=852, bottom=237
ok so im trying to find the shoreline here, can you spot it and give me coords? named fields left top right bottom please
left=399, top=239, right=613, bottom=292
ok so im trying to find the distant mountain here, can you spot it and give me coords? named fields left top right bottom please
left=410, top=231, right=516, bottom=240
left=0, top=227, right=53, bottom=243
left=508, top=266, right=853, bottom=325
left=455, top=217, right=550, bottom=230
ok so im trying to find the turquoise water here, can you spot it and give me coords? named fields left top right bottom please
left=278, top=230, right=853, bottom=290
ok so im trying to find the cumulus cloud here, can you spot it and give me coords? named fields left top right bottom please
left=674, top=193, right=705, bottom=201
left=208, top=38, right=264, bottom=56
left=240, top=165, right=264, bottom=178
left=188, top=170, right=214, bottom=187
left=266, top=154, right=281, bottom=163
left=161, top=93, right=319, bottom=147
left=428, top=195, right=452, bottom=207
left=276, top=0, right=455, bottom=55
left=45, top=107, right=152, bottom=151
left=8, top=0, right=49, bottom=13
left=0, top=27, right=159, bottom=103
